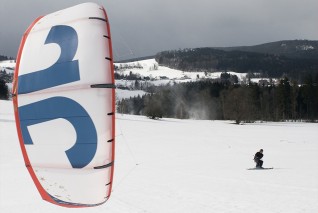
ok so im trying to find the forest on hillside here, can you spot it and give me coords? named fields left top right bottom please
left=155, top=48, right=318, bottom=82
left=117, top=75, right=318, bottom=123
left=0, top=79, right=9, bottom=100
left=0, top=55, right=14, bottom=61
left=216, top=40, right=318, bottom=59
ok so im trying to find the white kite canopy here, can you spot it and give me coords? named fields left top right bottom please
left=13, top=3, right=115, bottom=207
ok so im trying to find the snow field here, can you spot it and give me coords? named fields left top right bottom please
left=1, top=100, right=318, bottom=213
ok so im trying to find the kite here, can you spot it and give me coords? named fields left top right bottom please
left=12, top=3, right=115, bottom=207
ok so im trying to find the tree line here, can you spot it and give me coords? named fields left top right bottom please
left=0, top=55, right=14, bottom=61
left=0, top=79, right=9, bottom=100
left=0, top=70, right=13, bottom=100
left=155, top=48, right=318, bottom=82
left=117, top=75, right=318, bottom=123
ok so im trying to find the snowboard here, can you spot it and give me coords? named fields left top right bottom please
left=247, top=167, right=273, bottom=170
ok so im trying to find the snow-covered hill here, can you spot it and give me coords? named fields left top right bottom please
left=115, top=88, right=146, bottom=101
left=0, top=60, right=15, bottom=74
left=115, top=58, right=248, bottom=82
left=114, top=58, right=261, bottom=100
left=1, top=99, right=318, bottom=212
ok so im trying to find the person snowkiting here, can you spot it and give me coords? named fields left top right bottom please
left=254, top=149, right=264, bottom=168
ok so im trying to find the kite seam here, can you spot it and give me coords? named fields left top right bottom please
left=94, top=162, right=113, bottom=169
left=88, top=17, right=107, bottom=22
left=90, top=84, right=116, bottom=89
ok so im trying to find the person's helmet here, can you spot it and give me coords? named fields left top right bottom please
left=260, top=149, right=263, bottom=152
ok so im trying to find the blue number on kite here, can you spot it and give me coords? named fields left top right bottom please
left=18, top=25, right=80, bottom=94
left=18, top=25, right=97, bottom=168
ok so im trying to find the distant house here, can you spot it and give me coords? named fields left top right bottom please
left=159, top=76, right=169, bottom=80
left=258, top=79, right=269, bottom=87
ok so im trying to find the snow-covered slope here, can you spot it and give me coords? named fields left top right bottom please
left=1, top=100, right=318, bottom=212
left=115, top=89, right=146, bottom=101
left=115, top=58, right=248, bottom=82
left=0, top=60, right=15, bottom=74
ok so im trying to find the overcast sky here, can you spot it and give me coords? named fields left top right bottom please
left=1, top=0, right=317, bottom=61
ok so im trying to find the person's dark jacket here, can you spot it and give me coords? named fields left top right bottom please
left=254, top=152, right=263, bottom=161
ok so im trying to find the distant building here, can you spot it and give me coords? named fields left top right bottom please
left=258, top=79, right=269, bottom=87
